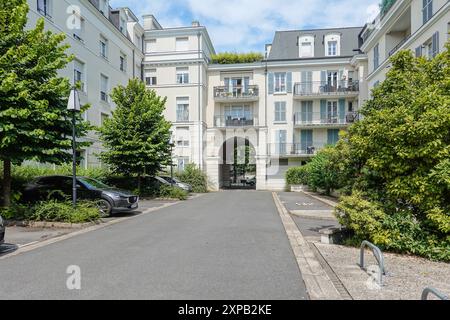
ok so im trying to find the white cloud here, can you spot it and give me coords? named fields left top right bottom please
left=110, top=0, right=379, bottom=52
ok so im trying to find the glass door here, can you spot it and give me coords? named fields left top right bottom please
left=327, top=101, right=338, bottom=123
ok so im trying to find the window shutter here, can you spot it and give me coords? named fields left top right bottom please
left=423, top=0, right=427, bottom=24
left=321, top=71, right=327, bottom=84
left=224, top=78, right=230, bottom=92
left=432, top=32, right=439, bottom=57
left=320, top=100, right=327, bottom=121
left=339, top=99, right=346, bottom=123
left=244, top=77, right=250, bottom=93
left=286, top=72, right=292, bottom=93
left=415, top=46, right=422, bottom=58
left=268, top=73, right=274, bottom=95
left=301, top=71, right=307, bottom=93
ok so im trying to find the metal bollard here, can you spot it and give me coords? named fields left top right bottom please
left=421, top=287, right=449, bottom=300
left=359, top=241, right=386, bottom=286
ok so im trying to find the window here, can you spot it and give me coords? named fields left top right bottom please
left=274, top=73, right=286, bottom=93
left=327, top=101, right=338, bottom=123
left=176, top=67, right=189, bottom=84
left=276, top=130, right=287, bottom=155
left=176, top=98, right=189, bottom=122
left=120, top=53, right=127, bottom=72
left=176, top=37, right=189, bottom=51
left=176, top=128, right=190, bottom=147
left=99, top=0, right=109, bottom=16
left=423, top=0, right=433, bottom=25
left=145, top=69, right=157, bottom=86
left=300, top=41, right=313, bottom=58
left=146, top=39, right=156, bottom=53
left=72, top=15, right=85, bottom=42
left=120, top=18, right=127, bottom=34
left=301, top=130, right=313, bottom=153
left=327, top=41, right=338, bottom=56
left=224, top=105, right=252, bottom=120
left=100, top=36, right=108, bottom=59
left=37, top=0, right=52, bottom=18
left=100, top=74, right=109, bottom=102
left=73, top=59, right=85, bottom=92
left=374, top=44, right=380, bottom=70
left=327, top=129, right=340, bottom=145
left=178, top=157, right=189, bottom=172
left=101, top=113, right=109, bottom=126
left=274, top=102, right=286, bottom=122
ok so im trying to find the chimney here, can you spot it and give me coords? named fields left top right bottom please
left=143, top=14, right=161, bottom=30
left=192, top=20, right=200, bottom=27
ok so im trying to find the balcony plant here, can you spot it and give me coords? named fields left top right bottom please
left=211, top=52, right=264, bottom=64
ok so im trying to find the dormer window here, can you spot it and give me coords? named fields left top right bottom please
left=325, top=34, right=341, bottom=57
left=299, top=36, right=314, bottom=58
left=328, top=41, right=337, bottom=56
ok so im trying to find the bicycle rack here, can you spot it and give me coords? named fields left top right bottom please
left=421, top=287, right=449, bottom=300
left=359, top=241, right=386, bottom=286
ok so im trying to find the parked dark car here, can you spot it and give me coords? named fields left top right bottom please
left=23, top=176, right=139, bottom=216
left=159, top=176, right=193, bottom=192
left=0, top=215, right=5, bottom=245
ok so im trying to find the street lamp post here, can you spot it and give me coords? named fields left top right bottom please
left=169, top=133, right=175, bottom=187
left=67, top=87, right=81, bottom=208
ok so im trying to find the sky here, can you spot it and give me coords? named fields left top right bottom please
left=110, top=0, right=381, bottom=53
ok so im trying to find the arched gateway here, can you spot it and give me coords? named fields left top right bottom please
left=219, top=137, right=256, bottom=189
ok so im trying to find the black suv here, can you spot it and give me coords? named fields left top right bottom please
left=23, top=176, right=139, bottom=216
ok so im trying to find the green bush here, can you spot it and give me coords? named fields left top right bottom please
left=304, top=146, right=342, bottom=195
left=286, top=166, right=309, bottom=186
left=211, top=52, right=263, bottom=64
left=176, top=164, right=208, bottom=193
left=336, top=192, right=450, bottom=262
left=0, top=200, right=100, bottom=223
left=32, top=200, right=100, bottom=223
left=158, top=185, right=188, bottom=200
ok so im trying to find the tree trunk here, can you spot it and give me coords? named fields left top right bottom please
left=137, top=173, right=142, bottom=195
left=2, top=159, right=12, bottom=208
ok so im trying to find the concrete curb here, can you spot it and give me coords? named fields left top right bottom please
left=5, top=220, right=99, bottom=230
left=302, top=191, right=339, bottom=208
left=0, top=201, right=180, bottom=261
left=290, top=210, right=338, bottom=222
left=272, top=192, right=342, bottom=300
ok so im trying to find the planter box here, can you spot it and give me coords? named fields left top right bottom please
left=291, top=185, right=307, bottom=192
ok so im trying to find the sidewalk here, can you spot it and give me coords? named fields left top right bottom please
left=277, top=191, right=450, bottom=300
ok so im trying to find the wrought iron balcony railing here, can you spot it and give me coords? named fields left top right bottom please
left=214, top=85, right=259, bottom=100
left=267, top=143, right=325, bottom=157
left=293, top=112, right=359, bottom=126
left=294, top=81, right=359, bottom=96
left=214, top=115, right=258, bottom=128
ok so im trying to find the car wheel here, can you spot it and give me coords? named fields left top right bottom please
left=97, top=199, right=112, bottom=218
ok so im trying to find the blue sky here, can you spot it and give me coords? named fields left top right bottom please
left=110, top=0, right=380, bottom=53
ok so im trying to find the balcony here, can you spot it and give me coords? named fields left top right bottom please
left=293, top=81, right=359, bottom=99
left=267, top=144, right=324, bottom=157
left=214, top=115, right=259, bottom=128
left=214, top=85, right=259, bottom=102
left=293, top=112, right=359, bottom=127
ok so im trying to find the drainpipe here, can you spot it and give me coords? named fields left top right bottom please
left=197, top=32, right=202, bottom=170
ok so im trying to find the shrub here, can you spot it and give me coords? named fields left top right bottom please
left=31, top=200, right=100, bottom=223
left=158, top=185, right=188, bottom=200
left=211, top=52, right=264, bottom=64
left=305, top=146, right=343, bottom=195
left=286, top=166, right=309, bottom=186
left=176, top=164, right=208, bottom=193
left=0, top=200, right=100, bottom=223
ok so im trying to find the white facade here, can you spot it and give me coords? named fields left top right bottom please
left=360, top=0, right=450, bottom=98
left=26, top=0, right=144, bottom=168
left=24, top=0, right=450, bottom=191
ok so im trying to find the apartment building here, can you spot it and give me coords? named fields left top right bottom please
left=26, top=0, right=144, bottom=167
left=360, top=0, right=450, bottom=97
left=25, top=0, right=449, bottom=191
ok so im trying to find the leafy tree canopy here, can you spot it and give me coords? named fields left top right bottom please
left=98, top=79, right=172, bottom=181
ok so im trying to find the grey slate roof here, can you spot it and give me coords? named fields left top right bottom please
left=267, top=27, right=363, bottom=61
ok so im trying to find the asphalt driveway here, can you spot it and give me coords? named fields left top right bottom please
left=0, top=191, right=308, bottom=300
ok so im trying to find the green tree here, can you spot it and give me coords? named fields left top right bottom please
left=305, top=146, right=343, bottom=195
left=98, top=79, right=172, bottom=191
left=335, top=43, right=450, bottom=261
left=0, top=0, right=91, bottom=207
